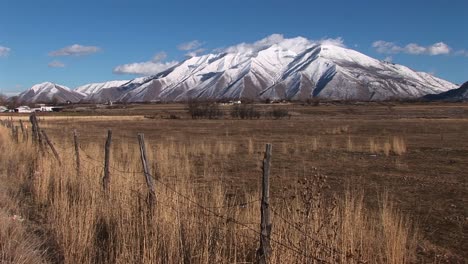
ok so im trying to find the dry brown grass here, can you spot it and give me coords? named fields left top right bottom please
left=368, top=136, right=407, bottom=156
left=0, top=122, right=419, bottom=264
left=0, top=129, right=47, bottom=264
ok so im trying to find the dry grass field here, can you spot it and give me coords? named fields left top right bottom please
left=0, top=102, right=467, bottom=263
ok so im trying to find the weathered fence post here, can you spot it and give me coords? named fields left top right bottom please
left=11, top=126, right=19, bottom=143
left=257, top=143, right=272, bottom=264
left=41, top=130, right=62, bottom=165
left=102, top=129, right=112, bottom=192
left=73, top=129, right=81, bottom=177
left=19, top=119, right=24, bottom=133
left=29, top=113, right=42, bottom=147
left=138, top=133, right=156, bottom=208
left=19, top=119, right=27, bottom=142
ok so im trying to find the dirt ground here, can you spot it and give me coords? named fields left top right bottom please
left=3, top=102, right=467, bottom=261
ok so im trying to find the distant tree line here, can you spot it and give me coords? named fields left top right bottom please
left=186, top=100, right=290, bottom=120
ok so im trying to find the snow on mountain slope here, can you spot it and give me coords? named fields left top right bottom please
left=115, top=39, right=455, bottom=102
left=18, top=36, right=456, bottom=103
left=261, top=44, right=457, bottom=100
left=18, top=82, right=85, bottom=103
left=75, top=80, right=129, bottom=95
left=120, top=44, right=298, bottom=102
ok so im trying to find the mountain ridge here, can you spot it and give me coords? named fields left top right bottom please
left=423, top=82, right=468, bottom=101
left=15, top=38, right=459, bottom=103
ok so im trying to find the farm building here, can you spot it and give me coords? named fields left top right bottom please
left=14, top=106, right=33, bottom=113
left=37, top=104, right=64, bottom=112
left=13, top=105, right=64, bottom=113
left=0, top=106, right=8, bottom=112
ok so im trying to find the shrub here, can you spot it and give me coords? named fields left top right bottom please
left=187, top=101, right=224, bottom=119
left=267, top=108, right=290, bottom=119
left=231, top=104, right=261, bottom=119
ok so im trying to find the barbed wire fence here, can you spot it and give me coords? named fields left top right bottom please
left=0, top=115, right=369, bottom=264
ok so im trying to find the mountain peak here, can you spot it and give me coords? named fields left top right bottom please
left=19, top=82, right=83, bottom=103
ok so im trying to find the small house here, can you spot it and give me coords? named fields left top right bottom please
left=0, top=106, right=7, bottom=112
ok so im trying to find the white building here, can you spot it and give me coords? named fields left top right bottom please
left=14, top=106, right=32, bottom=113
left=0, top=106, right=7, bottom=112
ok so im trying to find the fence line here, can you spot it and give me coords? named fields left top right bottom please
left=0, top=117, right=363, bottom=263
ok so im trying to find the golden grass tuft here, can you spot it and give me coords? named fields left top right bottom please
left=368, top=136, right=407, bottom=156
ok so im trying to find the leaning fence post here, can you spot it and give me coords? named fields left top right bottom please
left=102, top=129, right=112, bottom=192
left=138, top=133, right=156, bottom=208
left=257, top=143, right=272, bottom=264
left=73, top=129, right=81, bottom=177
left=41, top=130, right=61, bottom=165
left=29, top=113, right=43, bottom=147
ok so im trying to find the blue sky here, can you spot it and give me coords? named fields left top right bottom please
left=1, top=0, right=467, bottom=95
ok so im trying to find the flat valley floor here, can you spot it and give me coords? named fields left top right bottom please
left=3, top=102, right=467, bottom=261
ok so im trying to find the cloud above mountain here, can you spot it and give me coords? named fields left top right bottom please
left=373, top=41, right=452, bottom=55
left=178, top=40, right=203, bottom=51
left=178, top=40, right=205, bottom=57
left=113, top=51, right=178, bottom=75
left=0, top=46, right=11, bottom=57
left=49, top=44, right=101, bottom=56
left=220, top=34, right=345, bottom=55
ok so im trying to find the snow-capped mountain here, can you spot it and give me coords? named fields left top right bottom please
left=75, top=80, right=129, bottom=95
left=16, top=36, right=458, bottom=103
left=423, top=82, right=468, bottom=101
left=260, top=44, right=457, bottom=100
left=109, top=39, right=456, bottom=102
left=18, top=82, right=85, bottom=103
left=80, top=77, right=151, bottom=103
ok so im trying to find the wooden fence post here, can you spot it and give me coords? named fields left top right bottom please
left=11, top=126, right=18, bottom=143
left=41, top=130, right=61, bottom=165
left=138, top=133, right=156, bottom=208
left=29, top=113, right=42, bottom=147
left=102, top=129, right=112, bottom=192
left=73, top=129, right=81, bottom=177
left=257, top=143, right=272, bottom=264
left=19, top=119, right=27, bottom=142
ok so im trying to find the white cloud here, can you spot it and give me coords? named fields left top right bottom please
left=152, top=51, right=167, bottom=62
left=178, top=40, right=202, bottom=51
left=48, top=60, right=65, bottom=68
left=222, top=34, right=286, bottom=54
left=373, top=40, right=451, bottom=55
left=318, top=37, right=346, bottom=47
left=372, top=41, right=402, bottom=54
left=427, top=42, right=451, bottom=55
left=404, top=43, right=427, bottom=54
left=0, top=45, right=11, bottom=57
left=185, top=48, right=206, bottom=58
left=219, top=34, right=345, bottom=56
left=49, top=44, right=101, bottom=56
left=113, top=60, right=178, bottom=75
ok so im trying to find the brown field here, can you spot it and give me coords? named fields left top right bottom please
left=0, top=102, right=467, bottom=263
